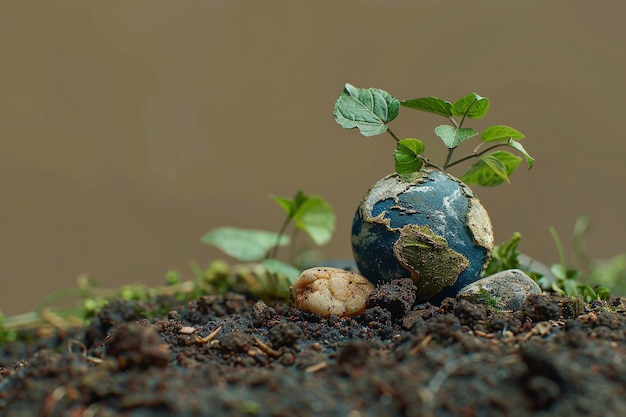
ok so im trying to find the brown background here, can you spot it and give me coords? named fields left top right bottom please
left=1, top=1, right=625, bottom=315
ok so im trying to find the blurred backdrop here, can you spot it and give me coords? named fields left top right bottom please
left=1, top=0, right=625, bottom=315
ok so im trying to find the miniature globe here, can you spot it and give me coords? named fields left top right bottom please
left=351, top=170, right=494, bottom=303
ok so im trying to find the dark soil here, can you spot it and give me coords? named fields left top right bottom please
left=2, top=286, right=626, bottom=417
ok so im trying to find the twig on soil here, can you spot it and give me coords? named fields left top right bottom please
left=304, top=361, right=328, bottom=373
left=195, top=325, right=223, bottom=344
left=41, top=308, right=83, bottom=330
left=409, top=334, right=433, bottom=355
left=253, top=336, right=283, bottom=358
left=522, top=321, right=554, bottom=340
left=67, top=340, right=103, bottom=364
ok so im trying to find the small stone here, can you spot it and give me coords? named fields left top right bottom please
left=218, top=330, right=253, bottom=353
left=179, top=326, right=196, bottom=334
left=401, top=310, right=423, bottom=330
left=456, top=269, right=541, bottom=311
left=252, top=300, right=276, bottom=325
left=290, top=267, right=374, bottom=317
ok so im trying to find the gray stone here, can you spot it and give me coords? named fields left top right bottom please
left=456, top=269, right=542, bottom=311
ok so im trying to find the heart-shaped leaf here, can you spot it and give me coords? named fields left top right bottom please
left=481, top=125, right=525, bottom=142
left=434, top=125, right=478, bottom=148
left=201, top=227, right=290, bottom=262
left=333, top=83, right=400, bottom=137
left=394, top=138, right=425, bottom=176
left=401, top=97, right=452, bottom=118
left=451, top=93, right=490, bottom=119
left=459, top=151, right=522, bottom=186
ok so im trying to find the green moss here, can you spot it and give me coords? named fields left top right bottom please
left=393, top=224, right=469, bottom=302
left=475, top=286, right=505, bottom=311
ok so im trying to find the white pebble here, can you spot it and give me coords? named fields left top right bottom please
left=290, top=267, right=374, bottom=317
left=179, top=326, right=197, bottom=334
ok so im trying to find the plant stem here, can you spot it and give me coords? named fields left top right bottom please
left=445, top=142, right=509, bottom=169
left=419, top=156, right=444, bottom=171
left=459, top=112, right=468, bottom=129
left=550, top=226, right=567, bottom=272
left=386, top=128, right=400, bottom=142
left=269, top=215, right=292, bottom=259
left=289, top=228, right=300, bottom=264
left=573, top=216, right=592, bottom=273
left=442, top=148, right=455, bottom=170
left=449, top=116, right=459, bottom=129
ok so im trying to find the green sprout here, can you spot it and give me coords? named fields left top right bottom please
left=201, top=190, right=335, bottom=299
left=548, top=225, right=611, bottom=301
left=333, top=83, right=534, bottom=185
left=486, top=221, right=616, bottom=303
left=0, top=190, right=335, bottom=345
left=476, top=286, right=505, bottom=311
left=484, top=232, right=523, bottom=276
left=0, top=311, right=18, bottom=344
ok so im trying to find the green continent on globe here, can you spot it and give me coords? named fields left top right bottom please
left=393, top=224, right=469, bottom=302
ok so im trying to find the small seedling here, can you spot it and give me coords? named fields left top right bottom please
left=0, top=191, right=335, bottom=344
left=201, top=190, right=335, bottom=294
left=333, top=83, right=534, bottom=185
left=484, top=232, right=523, bottom=276
left=486, top=224, right=614, bottom=302
left=548, top=225, right=611, bottom=301
left=476, top=286, right=506, bottom=311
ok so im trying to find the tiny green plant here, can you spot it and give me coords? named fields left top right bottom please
left=333, top=83, right=534, bottom=185
left=486, top=223, right=614, bottom=303
left=0, top=191, right=335, bottom=345
left=476, top=286, right=505, bottom=311
left=573, top=216, right=626, bottom=297
left=0, top=311, right=18, bottom=344
left=201, top=190, right=335, bottom=297
left=548, top=225, right=611, bottom=301
left=484, top=232, right=524, bottom=276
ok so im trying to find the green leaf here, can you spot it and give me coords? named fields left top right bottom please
left=333, top=83, right=400, bottom=137
left=507, top=139, right=535, bottom=169
left=451, top=93, right=490, bottom=119
left=485, top=232, right=522, bottom=275
left=594, top=286, right=611, bottom=300
left=293, top=197, right=335, bottom=245
left=550, top=263, right=566, bottom=280
left=271, top=189, right=308, bottom=218
left=434, top=125, right=478, bottom=148
left=201, top=227, right=289, bottom=262
left=482, top=154, right=508, bottom=182
left=400, top=97, right=452, bottom=117
left=272, top=196, right=296, bottom=217
left=394, top=138, right=425, bottom=175
left=563, top=279, right=579, bottom=297
left=459, top=151, right=522, bottom=186
left=261, top=258, right=302, bottom=284
left=481, top=125, right=525, bottom=142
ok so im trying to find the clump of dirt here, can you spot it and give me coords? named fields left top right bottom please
left=1, top=290, right=626, bottom=416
